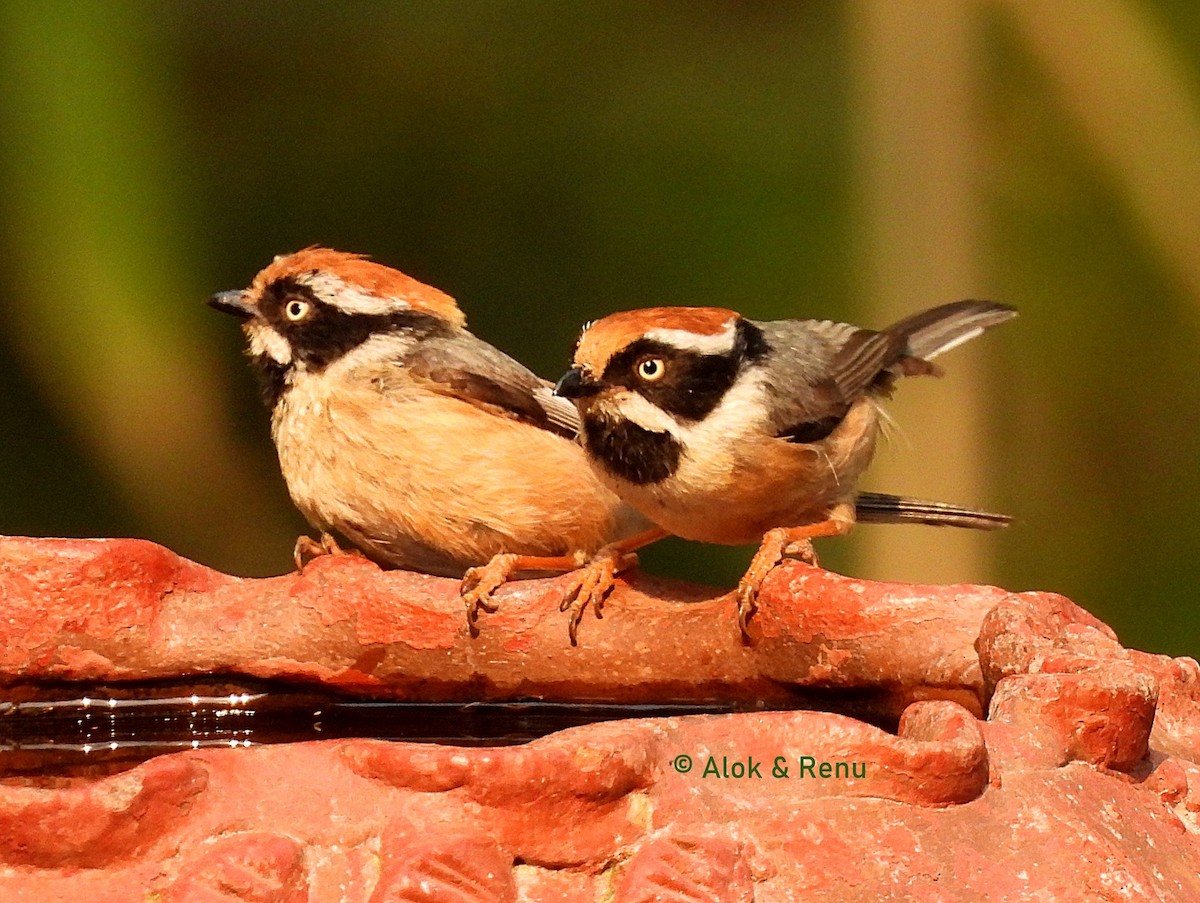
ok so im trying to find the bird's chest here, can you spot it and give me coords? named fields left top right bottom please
left=269, top=379, right=381, bottom=523
left=588, top=419, right=767, bottom=543
left=593, top=399, right=882, bottom=545
left=637, top=435, right=807, bottom=543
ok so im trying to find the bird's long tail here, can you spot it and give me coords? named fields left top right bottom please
left=854, top=491, right=1011, bottom=530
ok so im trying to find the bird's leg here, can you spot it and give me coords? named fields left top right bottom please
left=559, top=528, right=668, bottom=645
left=293, top=532, right=355, bottom=571
left=737, top=503, right=855, bottom=640
left=461, top=552, right=579, bottom=632
left=462, top=528, right=668, bottom=639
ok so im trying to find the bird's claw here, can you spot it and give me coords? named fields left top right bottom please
left=293, top=532, right=352, bottom=571
left=460, top=554, right=518, bottom=634
left=736, top=534, right=822, bottom=641
left=735, top=583, right=757, bottom=641
left=560, top=549, right=634, bottom=645
left=784, top=538, right=819, bottom=566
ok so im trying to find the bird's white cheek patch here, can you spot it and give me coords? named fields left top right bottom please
left=678, top=370, right=768, bottom=442
left=606, top=391, right=680, bottom=435
left=247, top=323, right=292, bottom=366
left=664, top=371, right=769, bottom=481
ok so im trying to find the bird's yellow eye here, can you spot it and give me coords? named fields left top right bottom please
left=637, top=357, right=666, bottom=381
left=284, top=299, right=311, bottom=322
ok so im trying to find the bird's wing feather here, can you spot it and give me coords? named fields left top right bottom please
left=885, top=300, right=1016, bottom=361
left=752, top=319, right=891, bottom=442
left=753, top=301, right=1014, bottom=444
left=373, top=331, right=581, bottom=439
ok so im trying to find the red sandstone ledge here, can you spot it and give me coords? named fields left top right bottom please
left=0, top=535, right=1198, bottom=900
left=0, top=536, right=1082, bottom=714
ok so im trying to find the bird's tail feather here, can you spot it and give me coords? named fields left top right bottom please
left=854, top=491, right=1011, bottom=530
left=887, top=300, right=1017, bottom=362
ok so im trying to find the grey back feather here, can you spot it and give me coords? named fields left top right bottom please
left=371, top=330, right=582, bottom=439
left=751, top=300, right=1015, bottom=442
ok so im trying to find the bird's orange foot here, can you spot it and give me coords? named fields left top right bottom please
left=462, top=529, right=666, bottom=641
left=460, top=553, right=521, bottom=634
left=560, top=546, right=639, bottom=646
left=735, top=536, right=818, bottom=638
left=736, top=510, right=851, bottom=641
left=293, top=532, right=358, bottom=571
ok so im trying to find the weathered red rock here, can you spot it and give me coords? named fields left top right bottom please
left=0, top=706, right=1197, bottom=901
left=0, top=535, right=1198, bottom=900
left=0, top=536, right=1033, bottom=715
left=977, top=591, right=1200, bottom=766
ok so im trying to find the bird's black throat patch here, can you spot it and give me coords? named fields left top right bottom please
left=583, top=415, right=683, bottom=485
left=252, top=354, right=289, bottom=409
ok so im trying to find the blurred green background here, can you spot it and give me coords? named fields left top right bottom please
left=1, top=1, right=1197, bottom=655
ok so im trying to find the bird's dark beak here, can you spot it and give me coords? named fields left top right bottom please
left=207, top=290, right=256, bottom=321
left=554, top=367, right=602, bottom=399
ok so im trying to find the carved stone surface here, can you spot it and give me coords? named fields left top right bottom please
left=0, top=536, right=1042, bottom=714
left=0, top=535, right=1197, bottom=900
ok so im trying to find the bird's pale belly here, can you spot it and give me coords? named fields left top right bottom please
left=623, top=462, right=837, bottom=546
left=604, top=399, right=882, bottom=546
left=271, top=381, right=635, bottom=575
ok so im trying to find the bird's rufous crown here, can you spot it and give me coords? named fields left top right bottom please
left=250, top=247, right=466, bottom=328
left=573, top=306, right=740, bottom=375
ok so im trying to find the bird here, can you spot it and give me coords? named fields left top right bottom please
left=554, top=300, right=1016, bottom=637
left=208, top=247, right=665, bottom=643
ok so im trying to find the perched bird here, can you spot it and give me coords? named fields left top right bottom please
left=555, top=300, right=1016, bottom=636
left=208, top=248, right=664, bottom=642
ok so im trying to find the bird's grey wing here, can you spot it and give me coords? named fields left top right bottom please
left=833, top=300, right=1016, bottom=396
left=378, top=331, right=581, bottom=439
left=751, top=318, right=901, bottom=443
left=751, top=301, right=1015, bottom=444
